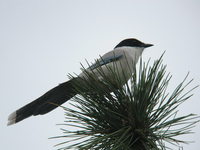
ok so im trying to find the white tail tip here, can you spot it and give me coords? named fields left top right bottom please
left=7, top=111, right=17, bottom=126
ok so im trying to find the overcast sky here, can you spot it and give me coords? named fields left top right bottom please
left=1, top=0, right=200, bottom=149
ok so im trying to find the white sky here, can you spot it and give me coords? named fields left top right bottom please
left=1, top=0, right=200, bottom=149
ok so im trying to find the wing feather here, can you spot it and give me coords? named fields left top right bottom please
left=89, top=54, right=123, bottom=70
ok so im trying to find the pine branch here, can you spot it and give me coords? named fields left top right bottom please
left=52, top=55, right=199, bottom=150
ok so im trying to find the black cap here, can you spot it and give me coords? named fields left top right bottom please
left=115, top=38, right=153, bottom=49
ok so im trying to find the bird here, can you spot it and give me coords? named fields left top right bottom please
left=7, top=38, right=153, bottom=126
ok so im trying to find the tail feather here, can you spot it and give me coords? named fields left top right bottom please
left=7, top=78, right=77, bottom=125
left=7, top=111, right=17, bottom=126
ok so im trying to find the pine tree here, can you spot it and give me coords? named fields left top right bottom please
left=53, top=55, right=199, bottom=150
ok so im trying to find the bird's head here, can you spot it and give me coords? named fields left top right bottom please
left=114, top=38, right=153, bottom=49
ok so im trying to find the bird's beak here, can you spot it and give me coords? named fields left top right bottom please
left=143, top=43, right=154, bottom=48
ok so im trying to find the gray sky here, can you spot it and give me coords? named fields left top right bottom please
left=1, top=0, right=200, bottom=149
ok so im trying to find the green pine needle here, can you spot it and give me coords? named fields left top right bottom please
left=52, top=54, right=199, bottom=150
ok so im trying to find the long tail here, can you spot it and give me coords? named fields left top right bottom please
left=7, top=78, right=78, bottom=126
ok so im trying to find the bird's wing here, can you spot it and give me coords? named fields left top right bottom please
left=89, top=53, right=123, bottom=70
